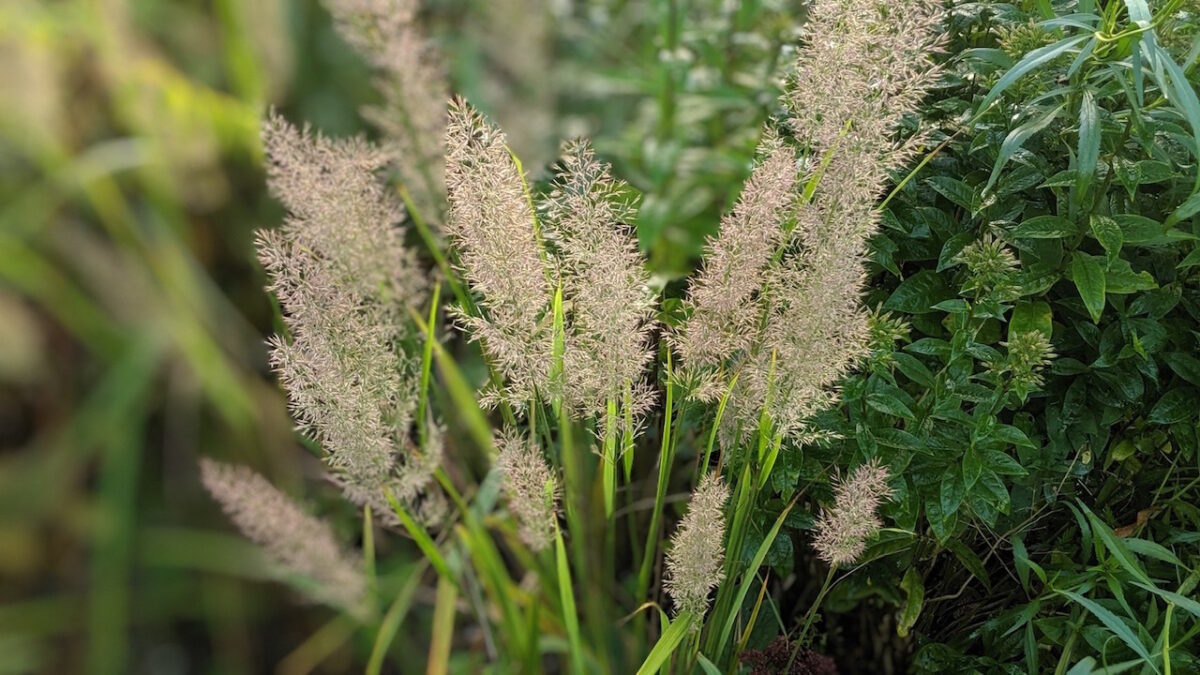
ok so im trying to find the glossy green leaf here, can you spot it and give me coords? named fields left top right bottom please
left=927, top=176, right=977, bottom=211
left=867, top=391, right=917, bottom=421
left=987, top=104, right=1065, bottom=191
left=1090, top=215, right=1123, bottom=265
left=897, top=568, right=924, bottom=637
left=883, top=270, right=954, bottom=314
left=1148, top=387, right=1197, bottom=424
left=1010, top=301, right=1053, bottom=339
left=947, top=539, right=991, bottom=590
left=1070, top=253, right=1106, bottom=323
left=1076, top=90, right=1100, bottom=192
left=1012, top=215, right=1078, bottom=239
left=940, top=469, right=965, bottom=517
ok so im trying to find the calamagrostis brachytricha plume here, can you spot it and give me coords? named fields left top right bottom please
left=496, top=430, right=559, bottom=552
left=257, top=114, right=439, bottom=519
left=678, top=0, right=943, bottom=439
left=665, top=474, right=730, bottom=618
left=812, top=460, right=895, bottom=567
left=323, top=0, right=447, bottom=223
left=199, top=459, right=366, bottom=613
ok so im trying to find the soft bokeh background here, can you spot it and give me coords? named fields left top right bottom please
left=0, top=1, right=800, bottom=672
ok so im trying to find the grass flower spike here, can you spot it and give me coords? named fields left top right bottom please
left=324, top=0, right=447, bottom=222
left=257, top=114, right=436, bottom=514
left=676, top=130, right=799, bottom=371
left=446, top=102, right=657, bottom=422
left=665, top=473, right=729, bottom=618
left=546, top=140, right=657, bottom=419
left=496, top=430, right=559, bottom=552
left=678, top=0, right=943, bottom=439
left=445, top=98, right=557, bottom=409
left=812, top=460, right=894, bottom=567
left=199, top=459, right=366, bottom=613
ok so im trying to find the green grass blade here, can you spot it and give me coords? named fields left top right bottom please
left=986, top=103, right=1065, bottom=191
left=622, top=383, right=636, bottom=481
left=603, top=397, right=618, bottom=519
left=384, top=489, right=455, bottom=583
left=637, top=612, right=694, bottom=675
left=550, top=285, right=565, bottom=410
left=555, top=523, right=586, bottom=674
left=1080, top=503, right=1152, bottom=586
left=417, top=283, right=441, bottom=448
left=978, top=35, right=1090, bottom=112
left=714, top=499, right=794, bottom=657
left=367, top=563, right=427, bottom=675
left=363, top=504, right=377, bottom=601
left=1056, top=589, right=1158, bottom=671
left=427, top=575, right=458, bottom=675
left=428, top=329, right=497, bottom=457
left=637, top=352, right=676, bottom=601
left=699, top=373, right=737, bottom=478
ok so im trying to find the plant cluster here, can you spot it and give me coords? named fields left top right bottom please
left=193, top=0, right=1200, bottom=672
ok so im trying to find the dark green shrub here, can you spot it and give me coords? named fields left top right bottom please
left=754, top=1, right=1200, bottom=671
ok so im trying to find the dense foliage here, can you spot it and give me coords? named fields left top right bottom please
left=742, top=1, right=1200, bottom=672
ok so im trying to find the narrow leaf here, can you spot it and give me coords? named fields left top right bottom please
left=637, top=612, right=694, bottom=675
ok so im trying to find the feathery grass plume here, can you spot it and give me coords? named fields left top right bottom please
left=469, top=0, right=557, bottom=167
left=323, top=0, right=447, bottom=222
left=257, top=113, right=434, bottom=509
left=716, top=0, right=942, bottom=438
left=783, top=0, right=943, bottom=168
left=675, top=130, right=799, bottom=371
left=664, top=473, right=729, bottom=618
left=444, top=98, right=557, bottom=408
left=495, top=430, right=559, bottom=551
left=335, top=419, right=448, bottom=527
left=544, top=140, right=657, bottom=419
left=812, top=460, right=894, bottom=567
left=199, top=459, right=366, bottom=613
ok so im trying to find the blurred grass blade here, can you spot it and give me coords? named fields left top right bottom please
left=384, top=489, right=455, bottom=583
left=367, top=563, right=427, bottom=675
left=86, top=341, right=159, bottom=675
left=555, top=523, right=586, bottom=674
left=426, top=576, right=457, bottom=675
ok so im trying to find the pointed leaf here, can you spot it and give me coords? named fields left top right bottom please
left=1071, top=253, right=1106, bottom=323
left=978, top=36, right=1091, bottom=111
left=1056, top=589, right=1157, bottom=670
left=1076, top=90, right=1100, bottom=192
left=1090, top=215, right=1123, bottom=265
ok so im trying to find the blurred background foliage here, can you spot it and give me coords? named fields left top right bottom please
left=0, top=0, right=797, bottom=672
